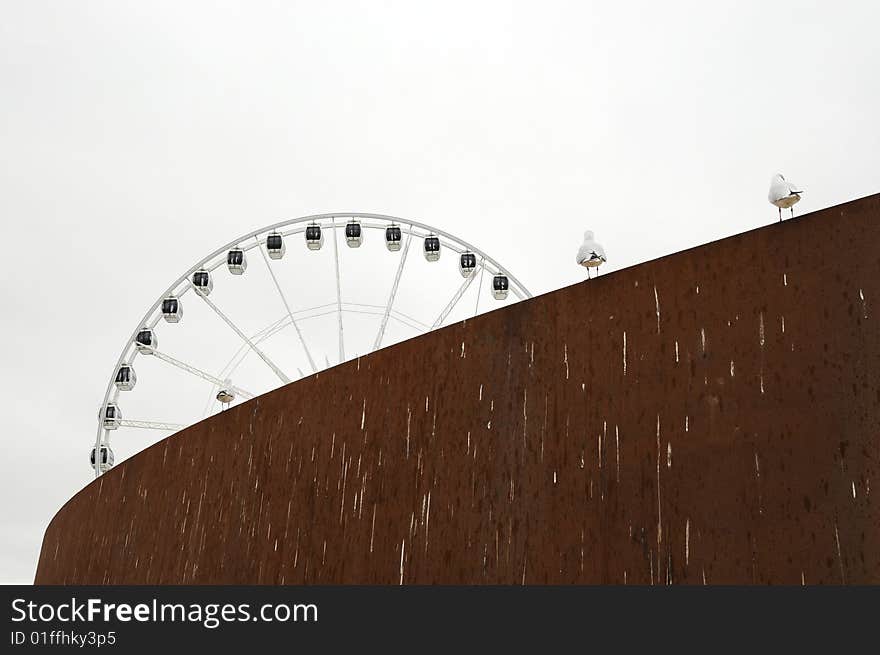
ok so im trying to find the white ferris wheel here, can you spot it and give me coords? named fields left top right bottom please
left=92, top=213, right=531, bottom=476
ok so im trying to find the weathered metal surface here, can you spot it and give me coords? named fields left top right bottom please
left=36, top=194, right=880, bottom=584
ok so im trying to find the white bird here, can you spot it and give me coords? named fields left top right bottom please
left=768, top=174, right=802, bottom=221
left=576, top=231, right=607, bottom=278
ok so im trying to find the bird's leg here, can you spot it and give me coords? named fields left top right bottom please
left=791, top=207, right=794, bottom=218
left=778, top=207, right=782, bottom=222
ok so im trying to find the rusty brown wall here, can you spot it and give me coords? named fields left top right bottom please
left=36, top=194, right=880, bottom=584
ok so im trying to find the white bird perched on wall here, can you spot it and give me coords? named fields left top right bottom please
left=576, top=231, right=607, bottom=278
left=768, top=174, right=802, bottom=221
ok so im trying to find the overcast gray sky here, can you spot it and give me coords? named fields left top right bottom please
left=1, top=1, right=878, bottom=584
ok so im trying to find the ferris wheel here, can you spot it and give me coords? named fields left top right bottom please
left=92, top=213, right=531, bottom=476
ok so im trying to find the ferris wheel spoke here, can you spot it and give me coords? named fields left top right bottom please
left=473, top=260, right=487, bottom=316
left=202, top=313, right=289, bottom=416
left=142, top=346, right=255, bottom=399
left=389, top=308, right=428, bottom=330
left=387, top=312, right=425, bottom=333
left=331, top=217, right=345, bottom=363
left=431, top=259, right=482, bottom=329
left=253, top=236, right=317, bottom=373
left=373, top=228, right=413, bottom=351
left=197, top=293, right=291, bottom=385
left=118, top=419, right=185, bottom=431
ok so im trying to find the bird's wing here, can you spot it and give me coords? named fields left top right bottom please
left=768, top=181, right=788, bottom=202
left=769, top=180, right=802, bottom=202
left=577, top=242, right=606, bottom=264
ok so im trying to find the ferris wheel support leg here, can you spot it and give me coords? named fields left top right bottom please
left=373, top=228, right=413, bottom=351
left=331, top=217, right=345, bottom=364
left=253, top=236, right=317, bottom=373
left=198, top=294, right=291, bottom=385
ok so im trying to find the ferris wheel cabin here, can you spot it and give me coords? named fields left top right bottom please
left=90, top=445, right=115, bottom=473
left=424, top=235, right=441, bottom=262
left=385, top=225, right=402, bottom=251
left=345, top=220, right=363, bottom=248
left=135, top=327, right=157, bottom=353
left=305, top=223, right=324, bottom=250
left=114, top=363, right=136, bottom=391
left=227, top=247, right=247, bottom=275
left=266, top=231, right=286, bottom=259
left=161, top=295, right=183, bottom=323
left=99, top=402, right=122, bottom=430
left=459, top=252, right=477, bottom=277
left=192, top=269, right=213, bottom=296
left=492, top=275, right=509, bottom=300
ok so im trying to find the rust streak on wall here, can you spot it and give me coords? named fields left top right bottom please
left=36, top=194, right=880, bottom=584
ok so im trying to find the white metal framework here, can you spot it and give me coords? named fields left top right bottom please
left=93, top=213, right=531, bottom=476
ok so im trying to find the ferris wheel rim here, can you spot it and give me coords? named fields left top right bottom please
left=93, top=212, right=532, bottom=477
